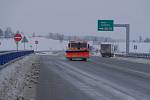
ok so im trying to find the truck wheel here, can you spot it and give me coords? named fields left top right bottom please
left=82, top=58, right=87, bottom=61
left=102, top=55, right=105, bottom=57
left=67, top=58, right=72, bottom=61
left=111, top=54, right=114, bottom=57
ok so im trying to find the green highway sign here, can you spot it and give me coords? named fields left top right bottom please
left=98, top=20, right=114, bottom=31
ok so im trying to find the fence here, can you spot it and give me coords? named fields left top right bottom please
left=0, top=50, right=34, bottom=65
left=115, top=53, right=150, bottom=59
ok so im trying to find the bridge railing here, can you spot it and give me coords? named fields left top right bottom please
left=0, top=50, right=34, bottom=65
left=115, top=53, right=150, bottom=59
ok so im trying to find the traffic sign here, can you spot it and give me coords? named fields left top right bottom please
left=21, top=36, right=29, bottom=50
left=134, top=45, right=137, bottom=50
left=14, top=33, right=22, bottom=42
left=98, top=20, right=114, bottom=31
left=35, top=40, right=38, bottom=44
left=35, top=40, right=38, bottom=51
left=21, top=36, right=28, bottom=43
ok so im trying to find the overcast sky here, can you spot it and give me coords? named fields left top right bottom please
left=0, top=0, right=150, bottom=39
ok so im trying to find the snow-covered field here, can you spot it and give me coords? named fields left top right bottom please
left=115, top=42, right=150, bottom=53
left=92, top=42, right=150, bottom=53
left=0, top=36, right=150, bottom=53
left=0, top=37, right=68, bottom=51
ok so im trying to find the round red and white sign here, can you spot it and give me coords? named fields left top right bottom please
left=14, top=33, right=22, bottom=42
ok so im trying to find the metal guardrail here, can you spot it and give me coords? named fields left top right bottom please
left=115, top=53, right=150, bottom=59
left=0, top=50, right=34, bottom=65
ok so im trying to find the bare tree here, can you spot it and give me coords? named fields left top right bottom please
left=4, top=27, right=13, bottom=38
left=139, top=36, right=142, bottom=42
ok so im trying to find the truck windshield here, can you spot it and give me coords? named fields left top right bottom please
left=71, top=43, right=87, bottom=48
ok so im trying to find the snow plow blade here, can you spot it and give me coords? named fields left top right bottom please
left=65, top=50, right=90, bottom=58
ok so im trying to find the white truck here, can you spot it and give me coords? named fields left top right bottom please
left=100, top=43, right=114, bottom=57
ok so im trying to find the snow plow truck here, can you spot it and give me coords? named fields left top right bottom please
left=65, top=41, right=90, bottom=61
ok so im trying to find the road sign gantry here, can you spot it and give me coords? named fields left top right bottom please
left=97, top=20, right=130, bottom=54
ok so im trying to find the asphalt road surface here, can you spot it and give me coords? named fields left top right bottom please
left=37, top=55, right=150, bottom=100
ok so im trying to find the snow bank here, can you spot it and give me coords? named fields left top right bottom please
left=0, top=54, right=40, bottom=100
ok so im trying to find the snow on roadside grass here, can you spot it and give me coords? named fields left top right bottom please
left=0, top=54, right=40, bottom=100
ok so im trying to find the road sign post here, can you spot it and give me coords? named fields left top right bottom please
left=14, top=33, right=22, bottom=51
left=114, top=24, right=130, bottom=54
left=16, top=42, right=19, bottom=51
left=21, top=36, right=29, bottom=50
left=35, top=40, right=38, bottom=51
left=30, top=45, right=33, bottom=50
left=134, top=45, right=137, bottom=53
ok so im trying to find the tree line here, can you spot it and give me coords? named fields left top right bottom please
left=0, top=27, right=15, bottom=38
left=47, top=32, right=114, bottom=42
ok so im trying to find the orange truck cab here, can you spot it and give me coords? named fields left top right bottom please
left=65, top=41, right=90, bottom=61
